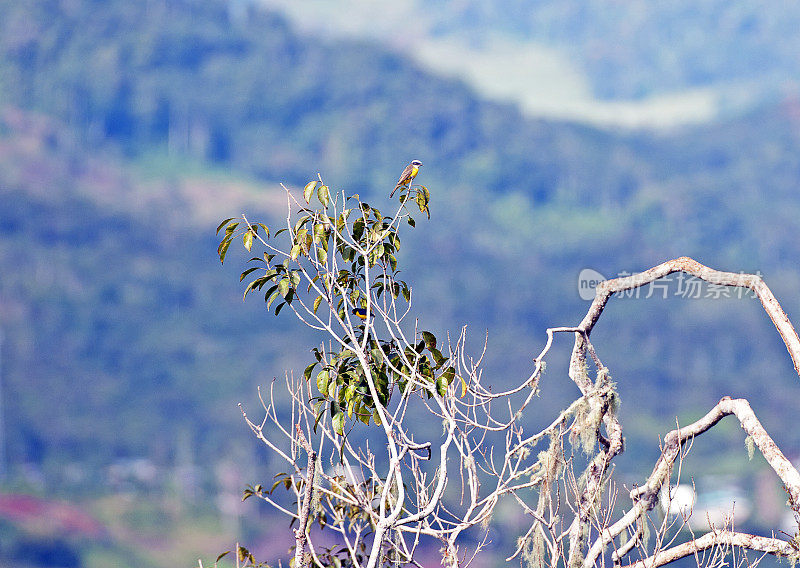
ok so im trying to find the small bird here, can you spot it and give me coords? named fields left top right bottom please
left=390, top=160, right=423, bottom=197
left=352, top=307, right=369, bottom=320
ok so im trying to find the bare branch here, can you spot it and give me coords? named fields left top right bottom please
left=293, top=426, right=318, bottom=568
left=620, top=531, right=794, bottom=568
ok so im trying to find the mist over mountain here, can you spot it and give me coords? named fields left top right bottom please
left=422, top=0, right=800, bottom=99
left=263, top=0, right=800, bottom=126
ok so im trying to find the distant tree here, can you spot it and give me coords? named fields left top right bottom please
left=212, top=178, right=800, bottom=568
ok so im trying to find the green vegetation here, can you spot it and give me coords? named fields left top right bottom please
left=1, top=0, right=800, bottom=564
left=0, top=110, right=298, bottom=474
left=0, top=0, right=637, bottom=202
left=217, top=179, right=458, bottom=436
left=2, top=0, right=799, bottom=481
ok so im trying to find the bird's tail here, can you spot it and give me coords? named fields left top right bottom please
left=389, top=184, right=400, bottom=198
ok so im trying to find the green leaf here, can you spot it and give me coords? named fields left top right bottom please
left=376, top=374, right=390, bottom=406
left=224, top=222, right=239, bottom=237
left=237, top=545, right=251, bottom=563
left=243, top=230, right=254, bottom=251
left=316, top=247, right=327, bottom=264
left=459, top=374, right=468, bottom=398
left=290, top=243, right=302, bottom=260
left=318, top=184, right=330, bottom=208
left=240, top=266, right=261, bottom=282
left=294, top=215, right=310, bottom=234
left=313, top=401, right=326, bottom=433
left=431, top=348, right=447, bottom=367
left=313, top=223, right=327, bottom=242
left=243, top=276, right=266, bottom=300
left=216, top=218, right=235, bottom=234
left=422, top=331, right=436, bottom=350
left=407, top=217, right=415, bottom=228
left=313, top=295, right=323, bottom=314
left=256, top=223, right=270, bottom=237
left=217, top=238, right=232, bottom=263
left=416, top=191, right=429, bottom=215
left=442, top=366, right=456, bottom=386
left=341, top=245, right=355, bottom=262
left=304, top=362, right=317, bottom=381
left=278, top=278, right=291, bottom=298
left=317, top=369, right=330, bottom=394
left=216, top=551, right=231, bottom=563
left=436, top=375, right=448, bottom=397
left=263, top=284, right=279, bottom=303
left=352, top=219, right=365, bottom=240
left=303, top=180, right=319, bottom=203
left=332, top=409, right=345, bottom=435
left=344, top=383, right=356, bottom=403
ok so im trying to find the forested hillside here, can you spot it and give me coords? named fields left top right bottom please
left=0, top=108, right=299, bottom=476
left=265, top=0, right=800, bottom=102
left=0, top=0, right=642, bottom=201
left=1, top=0, right=800, bottom=503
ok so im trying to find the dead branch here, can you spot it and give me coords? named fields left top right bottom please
left=620, top=531, right=793, bottom=568
left=561, top=257, right=800, bottom=567
left=577, top=256, right=800, bottom=379
left=585, top=396, right=800, bottom=567
left=294, top=426, right=318, bottom=568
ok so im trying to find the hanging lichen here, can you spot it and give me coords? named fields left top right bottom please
left=745, top=435, right=755, bottom=461
left=522, top=526, right=548, bottom=568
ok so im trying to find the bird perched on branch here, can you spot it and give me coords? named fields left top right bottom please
left=352, top=307, right=369, bottom=320
left=390, top=160, right=423, bottom=197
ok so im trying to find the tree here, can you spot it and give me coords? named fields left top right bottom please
left=212, top=178, right=800, bottom=568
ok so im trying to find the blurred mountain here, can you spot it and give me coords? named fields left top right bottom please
left=1, top=0, right=800, bottom=513
left=0, top=107, right=306, bottom=479
left=424, top=0, right=800, bottom=99
left=262, top=0, right=800, bottom=127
